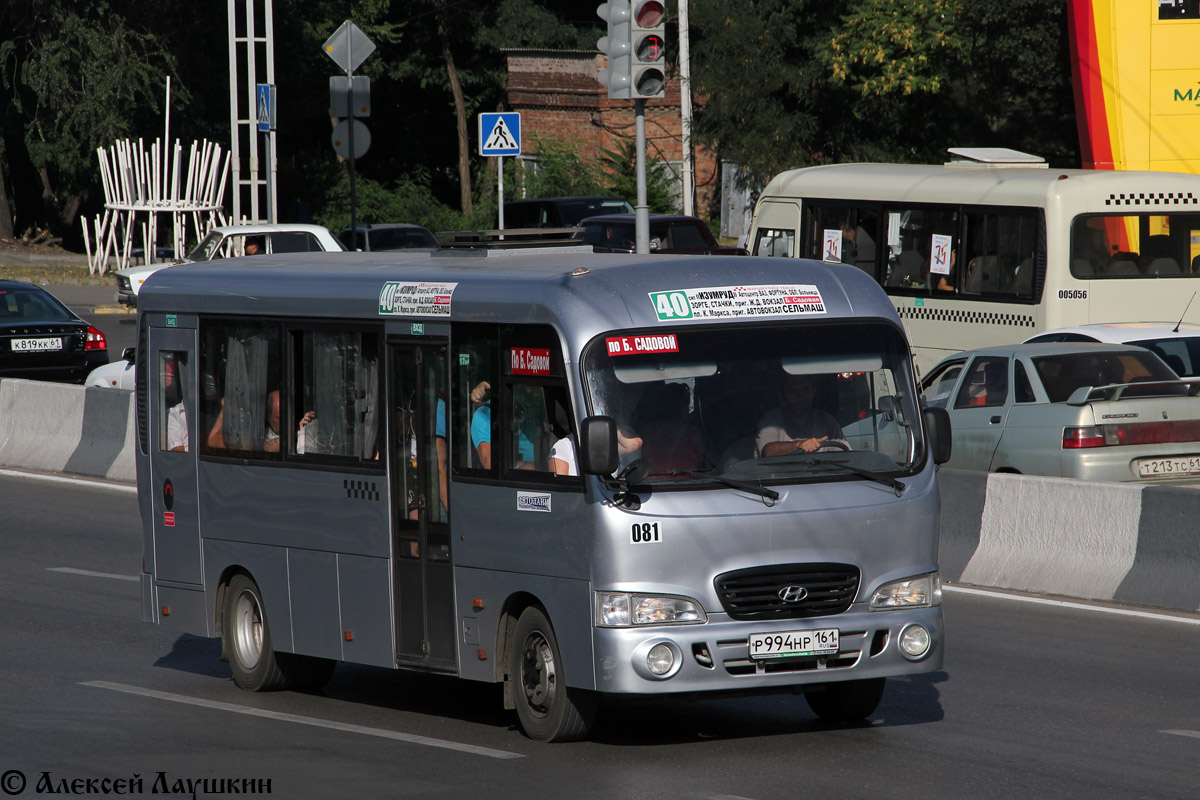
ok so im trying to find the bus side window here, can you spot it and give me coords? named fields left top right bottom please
left=200, top=322, right=283, bottom=458
left=754, top=228, right=794, bottom=257
left=292, top=329, right=380, bottom=459
left=453, top=325, right=498, bottom=474
left=504, top=382, right=578, bottom=477
left=158, top=351, right=189, bottom=452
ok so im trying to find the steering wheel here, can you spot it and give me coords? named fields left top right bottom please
left=817, top=439, right=850, bottom=452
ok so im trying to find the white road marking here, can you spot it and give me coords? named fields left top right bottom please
left=82, top=681, right=523, bottom=759
left=945, top=585, right=1200, bottom=626
left=48, top=567, right=138, bottom=582
left=1163, top=730, right=1200, bottom=740
left=0, top=468, right=136, bottom=493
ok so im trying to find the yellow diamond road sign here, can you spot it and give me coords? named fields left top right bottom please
left=323, top=20, right=375, bottom=74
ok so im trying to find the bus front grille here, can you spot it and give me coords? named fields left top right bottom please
left=714, top=563, right=859, bottom=620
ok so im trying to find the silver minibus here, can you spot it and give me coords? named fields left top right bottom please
left=136, top=247, right=950, bottom=741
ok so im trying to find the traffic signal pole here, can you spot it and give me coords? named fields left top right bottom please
left=598, top=0, right=665, bottom=256
left=634, top=99, right=649, bottom=255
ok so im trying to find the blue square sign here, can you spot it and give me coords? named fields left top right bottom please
left=479, top=112, right=521, bottom=157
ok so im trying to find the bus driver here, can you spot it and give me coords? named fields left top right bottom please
left=755, top=373, right=848, bottom=456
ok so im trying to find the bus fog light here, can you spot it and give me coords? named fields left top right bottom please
left=647, top=643, right=675, bottom=675
left=899, top=624, right=931, bottom=659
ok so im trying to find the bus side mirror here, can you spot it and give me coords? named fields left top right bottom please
left=923, top=407, right=952, bottom=464
left=579, top=415, right=618, bottom=475
left=122, top=346, right=137, bottom=365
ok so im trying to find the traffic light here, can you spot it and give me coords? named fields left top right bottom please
left=596, top=1, right=632, bottom=99
left=630, top=0, right=666, bottom=98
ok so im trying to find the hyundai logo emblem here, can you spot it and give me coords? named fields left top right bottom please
left=778, top=585, right=808, bottom=603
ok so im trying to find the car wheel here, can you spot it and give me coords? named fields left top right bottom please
left=510, top=607, right=597, bottom=742
left=805, top=678, right=885, bottom=723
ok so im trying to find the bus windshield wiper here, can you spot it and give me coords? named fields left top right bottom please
left=778, top=457, right=907, bottom=496
left=650, top=468, right=780, bottom=501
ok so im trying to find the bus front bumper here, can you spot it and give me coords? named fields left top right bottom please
left=591, top=605, right=943, bottom=695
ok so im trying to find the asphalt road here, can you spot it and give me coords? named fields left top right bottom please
left=1, top=470, right=1198, bottom=799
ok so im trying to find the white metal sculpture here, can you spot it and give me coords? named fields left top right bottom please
left=82, top=79, right=230, bottom=275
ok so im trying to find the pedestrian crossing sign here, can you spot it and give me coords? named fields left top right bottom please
left=479, top=112, right=521, bottom=157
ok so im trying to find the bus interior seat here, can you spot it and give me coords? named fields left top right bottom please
left=886, top=249, right=923, bottom=287
left=1014, top=257, right=1034, bottom=293
left=1073, top=259, right=1095, bottom=277
left=1106, top=257, right=1139, bottom=276
left=1145, top=257, right=1181, bottom=276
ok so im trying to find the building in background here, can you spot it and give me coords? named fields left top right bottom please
left=503, top=49, right=719, bottom=219
left=1070, top=0, right=1200, bottom=173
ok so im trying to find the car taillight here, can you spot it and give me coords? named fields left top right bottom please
left=1062, top=426, right=1110, bottom=448
left=85, top=325, right=107, bottom=351
left=1063, top=420, right=1200, bottom=448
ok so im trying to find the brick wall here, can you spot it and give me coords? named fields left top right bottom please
left=504, top=49, right=719, bottom=218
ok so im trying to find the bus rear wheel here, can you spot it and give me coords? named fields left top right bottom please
left=510, top=607, right=596, bottom=742
left=805, top=678, right=886, bottom=724
left=224, top=574, right=290, bottom=691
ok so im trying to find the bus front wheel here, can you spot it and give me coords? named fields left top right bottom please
left=805, top=678, right=885, bottom=724
left=224, top=574, right=290, bottom=692
left=510, top=607, right=597, bottom=742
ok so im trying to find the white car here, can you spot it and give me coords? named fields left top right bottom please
left=114, top=223, right=345, bottom=306
left=1025, top=322, right=1200, bottom=377
left=85, top=347, right=136, bottom=390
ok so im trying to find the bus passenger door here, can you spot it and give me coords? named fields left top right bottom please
left=389, top=342, right=456, bottom=671
left=147, top=326, right=201, bottom=585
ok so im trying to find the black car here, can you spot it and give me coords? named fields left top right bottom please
left=0, top=281, right=108, bottom=383
left=338, top=223, right=440, bottom=252
left=574, top=214, right=748, bottom=255
left=504, top=196, right=634, bottom=228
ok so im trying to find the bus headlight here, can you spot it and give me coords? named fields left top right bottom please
left=869, top=573, right=942, bottom=610
left=596, top=592, right=708, bottom=627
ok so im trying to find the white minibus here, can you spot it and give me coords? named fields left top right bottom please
left=748, top=148, right=1200, bottom=374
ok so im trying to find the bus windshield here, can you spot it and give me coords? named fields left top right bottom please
left=583, top=322, right=923, bottom=486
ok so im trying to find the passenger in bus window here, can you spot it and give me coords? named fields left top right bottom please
left=166, top=402, right=188, bottom=452
left=549, top=434, right=577, bottom=476
left=469, top=380, right=534, bottom=469
left=263, top=390, right=282, bottom=452
left=546, top=388, right=577, bottom=477
left=756, top=373, right=848, bottom=457
left=469, top=380, right=494, bottom=468
left=635, top=382, right=707, bottom=473
left=935, top=250, right=958, bottom=293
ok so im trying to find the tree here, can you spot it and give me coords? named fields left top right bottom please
left=690, top=0, right=1078, bottom=188
left=0, top=0, right=178, bottom=242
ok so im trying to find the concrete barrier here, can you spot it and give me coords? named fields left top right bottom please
left=0, top=378, right=136, bottom=482
left=938, top=468, right=1200, bottom=614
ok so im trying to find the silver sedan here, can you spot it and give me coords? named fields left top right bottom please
left=919, top=342, right=1200, bottom=482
